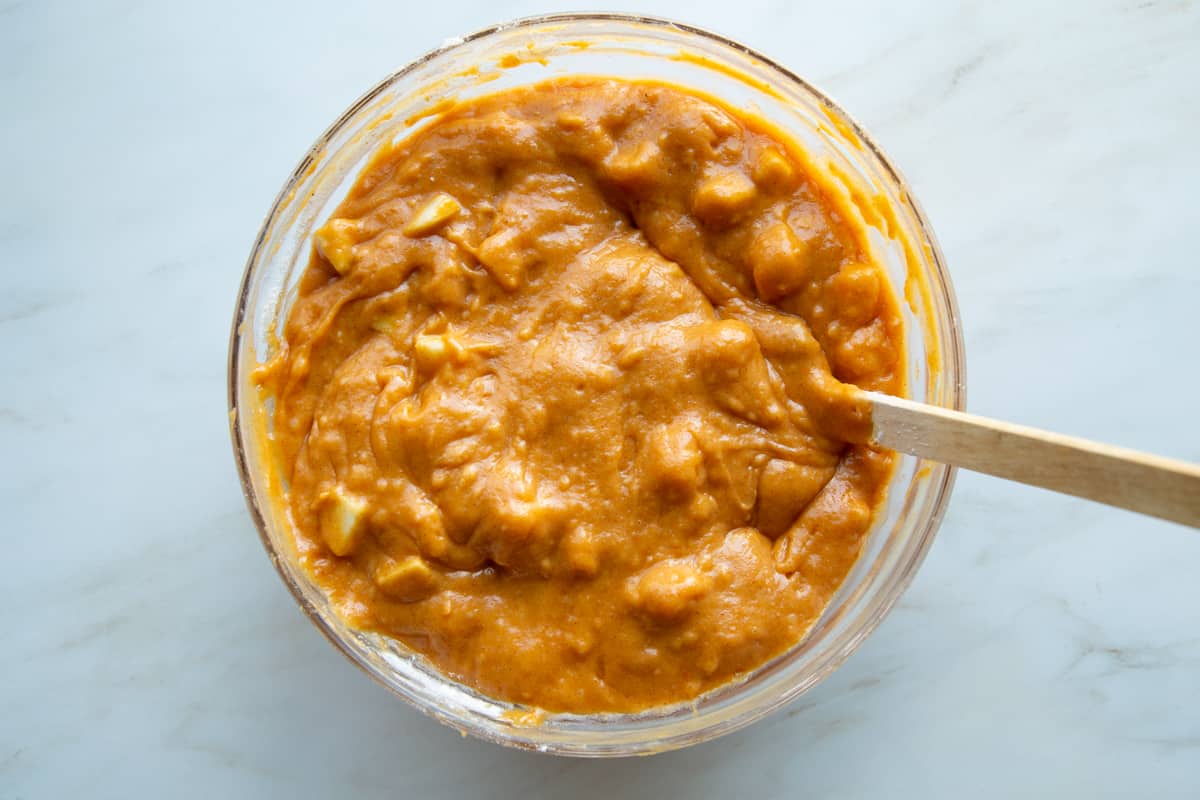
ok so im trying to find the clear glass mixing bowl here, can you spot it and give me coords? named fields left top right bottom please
left=228, top=12, right=966, bottom=756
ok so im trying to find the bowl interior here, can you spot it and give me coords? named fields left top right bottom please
left=229, top=13, right=965, bottom=756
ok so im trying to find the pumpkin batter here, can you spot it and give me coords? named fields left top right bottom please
left=258, top=78, right=903, bottom=713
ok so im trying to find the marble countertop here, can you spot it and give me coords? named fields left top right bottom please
left=4, top=0, right=1199, bottom=796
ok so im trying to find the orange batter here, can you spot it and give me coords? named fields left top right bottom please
left=257, top=78, right=903, bottom=713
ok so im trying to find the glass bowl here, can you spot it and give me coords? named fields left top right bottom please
left=228, top=12, right=965, bottom=756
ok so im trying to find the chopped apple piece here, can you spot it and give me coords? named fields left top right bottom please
left=403, top=193, right=462, bottom=237
left=692, top=170, right=756, bottom=226
left=413, top=332, right=468, bottom=372
left=376, top=555, right=439, bottom=602
left=313, top=218, right=358, bottom=275
left=752, top=147, right=796, bottom=191
left=318, top=485, right=369, bottom=556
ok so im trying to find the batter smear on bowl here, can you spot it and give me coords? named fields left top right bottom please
left=257, top=78, right=903, bottom=713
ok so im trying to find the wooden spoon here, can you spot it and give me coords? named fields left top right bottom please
left=863, top=391, right=1200, bottom=528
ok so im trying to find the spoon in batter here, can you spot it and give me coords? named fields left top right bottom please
left=861, top=391, right=1200, bottom=528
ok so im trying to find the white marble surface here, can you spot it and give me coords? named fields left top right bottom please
left=3, top=0, right=1199, bottom=796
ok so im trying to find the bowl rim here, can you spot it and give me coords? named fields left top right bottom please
left=228, top=10, right=967, bottom=755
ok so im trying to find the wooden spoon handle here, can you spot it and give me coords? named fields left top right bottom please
left=864, top=391, right=1200, bottom=528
